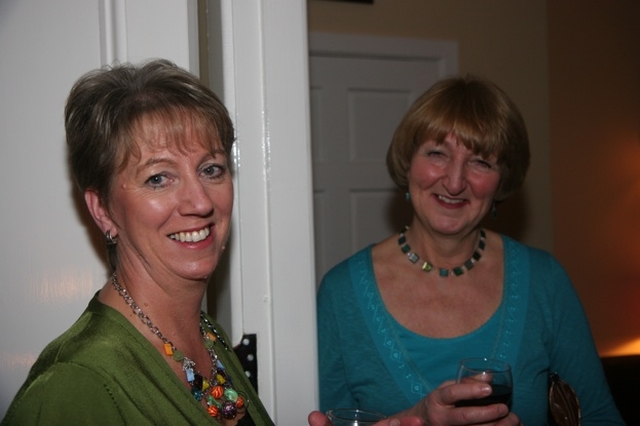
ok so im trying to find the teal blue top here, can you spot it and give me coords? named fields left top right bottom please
left=2, top=294, right=274, bottom=426
left=318, top=235, right=624, bottom=425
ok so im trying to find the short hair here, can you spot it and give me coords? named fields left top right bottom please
left=65, top=59, right=234, bottom=270
left=65, top=59, right=234, bottom=205
left=386, top=75, right=530, bottom=201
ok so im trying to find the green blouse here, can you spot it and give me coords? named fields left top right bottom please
left=1, top=294, right=274, bottom=426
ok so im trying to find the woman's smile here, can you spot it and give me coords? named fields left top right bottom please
left=434, top=194, right=468, bottom=207
left=168, top=225, right=212, bottom=243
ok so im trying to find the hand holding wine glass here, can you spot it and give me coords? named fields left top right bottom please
left=455, top=357, right=513, bottom=408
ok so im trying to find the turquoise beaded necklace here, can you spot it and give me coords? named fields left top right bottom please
left=111, top=273, right=247, bottom=420
left=398, top=227, right=486, bottom=277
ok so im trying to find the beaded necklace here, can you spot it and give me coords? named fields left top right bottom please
left=111, top=273, right=246, bottom=420
left=398, top=227, right=486, bottom=277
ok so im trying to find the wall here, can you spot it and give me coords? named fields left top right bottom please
left=548, top=1, right=640, bottom=355
left=308, top=0, right=640, bottom=355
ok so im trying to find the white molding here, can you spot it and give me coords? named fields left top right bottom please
left=309, top=31, right=459, bottom=76
left=217, top=1, right=317, bottom=422
left=98, top=0, right=198, bottom=71
left=218, top=0, right=276, bottom=417
left=262, top=2, right=317, bottom=424
left=99, top=0, right=128, bottom=65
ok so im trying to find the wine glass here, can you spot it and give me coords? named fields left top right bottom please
left=325, top=408, right=387, bottom=425
left=455, top=357, right=513, bottom=408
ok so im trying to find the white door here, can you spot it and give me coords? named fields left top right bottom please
left=309, top=33, right=458, bottom=283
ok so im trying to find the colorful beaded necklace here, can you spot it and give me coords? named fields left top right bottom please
left=398, top=227, right=486, bottom=277
left=111, top=273, right=247, bottom=419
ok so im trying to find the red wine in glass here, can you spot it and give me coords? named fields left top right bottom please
left=455, top=358, right=513, bottom=408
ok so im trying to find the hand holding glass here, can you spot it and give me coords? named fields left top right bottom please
left=455, top=357, right=513, bottom=408
left=325, top=408, right=387, bottom=425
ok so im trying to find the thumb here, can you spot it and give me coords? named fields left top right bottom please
left=308, top=410, right=332, bottom=426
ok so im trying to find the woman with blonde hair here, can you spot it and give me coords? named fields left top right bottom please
left=317, top=75, right=623, bottom=425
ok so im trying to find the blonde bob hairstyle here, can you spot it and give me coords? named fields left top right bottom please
left=386, top=75, right=530, bottom=201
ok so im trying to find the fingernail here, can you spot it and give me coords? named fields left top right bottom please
left=388, top=420, right=401, bottom=426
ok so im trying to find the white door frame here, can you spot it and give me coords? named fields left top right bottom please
left=309, top=32, right=458, bottom=73
left=215, top=1, right=318, bottom=423
left=99, top=0, right=200, bottom=71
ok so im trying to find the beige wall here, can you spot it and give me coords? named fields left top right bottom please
left=308, top=0, right=640, bottom=355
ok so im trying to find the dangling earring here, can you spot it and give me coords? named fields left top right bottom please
left=405, top=191, right=411, bottom=201
left=106, top=230, right=119, bottom=245
left=491, top=200, right=498, bottom=220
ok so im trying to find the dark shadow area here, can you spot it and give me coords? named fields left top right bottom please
left=601, top=355, right=640, bottom=425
